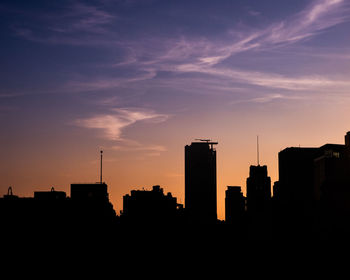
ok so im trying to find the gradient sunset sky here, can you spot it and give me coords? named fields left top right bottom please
left=2, top=0, right=350, bottom=219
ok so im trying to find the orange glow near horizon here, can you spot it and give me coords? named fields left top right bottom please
left=2, top=111, right=350, bottom=220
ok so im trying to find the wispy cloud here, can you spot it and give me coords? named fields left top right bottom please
left=112, top=144, right=166, bottom=152
left=193, top=0, right=349, bottom=66
left=125, top=0, right=348, bottom=71
left=13, top=2, right=117, bottom=45
left=12, top=0, right=349, bottom=65
left=48, top=3, right=115, bottom=34
left=230, top=93, right=307, bottom=105
left=11, top=0, right=350, bottom=96
left=262, top=0, right=347, bottom=45
left=101, top=0, right=350, bottom=95
left=73, top=108, right=169, bottom=156
left=248, top=10, right=261, bottom=17
left=64, top=69, right=157, bottom=92
left=0, top=92, right=25, bottom=98
left=175, top=64, right=350, bottom=91
left=111, top=142, right=167, bottom=157
left=151, top=1, right=350, bottom=92
left=73, top=108, right=169, bottom=141
left=14, top=0, right=348, bottom=55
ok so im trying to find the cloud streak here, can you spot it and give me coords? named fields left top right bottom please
left=48, top=3, right=115, bottom=34
left=14, top=0, right=349, bottom=53
left=174, top=64, right=350, bottom=91
left=102, top=0, right=350, bottom=95
left=12, top=2, right=117, bottom=46
left=230, top=93, right=307, bottom=105
left=74, top=108, right=169, bottom=141
left=196, top=0, right=349, bottom=66
left=263, top=0, right=347, bottom=45
left=150, top=0, right=350, bottom=94
left=111, top=143, right=167, bottom=155
left=64, top=69, right=157, bottom=92
left=10, top=0, right=350, bottom=97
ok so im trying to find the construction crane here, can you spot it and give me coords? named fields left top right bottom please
left=195, top=139, right=211, bottom=143
left=194, top=139, right=218, bottom=149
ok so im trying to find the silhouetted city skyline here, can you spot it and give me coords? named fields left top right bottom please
left=3, top=132, right=350, bottom=239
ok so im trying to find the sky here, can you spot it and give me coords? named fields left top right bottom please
left=1, top=0, right=350, bottom=220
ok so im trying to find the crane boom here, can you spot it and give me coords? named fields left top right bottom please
left=194, top=139, right=218, bottom=149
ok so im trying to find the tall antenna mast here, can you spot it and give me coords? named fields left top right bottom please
left=257, top=135, right=260, bottom=166
left=100, top=150, right=103, bottom=184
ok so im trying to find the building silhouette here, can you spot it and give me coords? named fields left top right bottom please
left=246, top=165, right=271, bottom=219
left=185, top=141, right=218, bottom=224
left=0, top=183, right=117, bottom=230
left=225, top=186, right=245, bottom=225
left=34, top=187, right=67, bottom=200
left=274, top=133, right=350, bottom=212
left=69, top=182, right=116, bottom=225
left=274, top=147, right=319, bottom=219
left=272, top=132, right=350, bottom=236
left=313, top=133, right=350, bottom=232
left=122, top=185, right=183, bottom=225
left=71, top=182, right=109, bottom=201
left=0, top=186, right=70, bottom=228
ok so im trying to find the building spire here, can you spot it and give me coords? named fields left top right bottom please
left=257, top=135, right=260, bottom=166
left=100, top=150, right=103, bottom=184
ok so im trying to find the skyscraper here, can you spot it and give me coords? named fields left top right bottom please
left=185, top=141, right=217, bottom=224
left=273, top=132, right=350, bottom=233
left=277, top=147, right=319, bottom=212
left=225, top=186, right=245, bottom=225
left=275, top=134, right=349, bottom=217
left=314, top=133, right=350, bottom=222
left=246, top=165, right=271, bottom=217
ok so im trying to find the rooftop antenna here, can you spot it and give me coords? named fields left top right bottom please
left=257, top=135, right=260, bottom=166
left=100, top=150, right=103, bottom=184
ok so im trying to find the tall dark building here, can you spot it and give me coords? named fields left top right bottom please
left=275, top=134, right=349, bottom=215
left=273, top=132, right=350, bottom=233
left=225, top=186, right=245, bottom=225
left=314, top=133, right=350, bottom=224
left=276, top=147, right=319, bottom=215
left=185, top=141, right=217, bottom=224
left=246, top=165, right=271, bottom=217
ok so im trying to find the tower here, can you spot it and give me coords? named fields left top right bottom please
left=185, top=140, right=218, bottom=224
left=246, top=165, right=271, bottom=221
left=225, top=186, right=245, bottom=225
